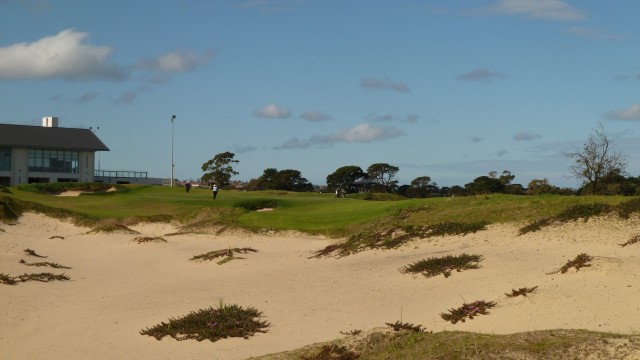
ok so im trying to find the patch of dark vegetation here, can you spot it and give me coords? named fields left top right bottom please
left=0, top=194, right=98, bottom=226
left=1, top=272, right=70, bottom=285
left=619, top=234, right=640, bottom=247
left=314, top=222, right=488, bottom=257
left=440, top=300, right=497, bottom=324
left=190, top=247, right=258, bottom=265
left=131, top=236, right=167, bottom=244
left=400, top=253, right=484, bottom=278
left=90, top=223, right=140, bottom=234
left=0, top=185, right=11, bottom=194
left=340, top=329, right=362, bottom=336
left=140, top=301, right=269, bottom=342
left=300, top=344, right=361, bottom=360
left=547, top=253, right=593, bottom=275
left=0, top=273, right=17, bottom=285
left=359, top=193, right=407, bottom=201
left=505, top=286, right=538, bottom=298
left=175, top=208, right=243, bottom=234
left=19, top=259, right=71, bottom=269
left=49, top=235, right=65, bottom=239
left=273, top=330, right=640, bottom=360
left=233, top=199, right=280, bottom=211
left=385, top=321, right=428, bottom=333
left=24, top=248, right=47, bottom=258
left=520, top=199, right=640, bottom=234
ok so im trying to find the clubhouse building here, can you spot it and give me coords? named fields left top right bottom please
left=0, top=117, right=109, bottom=186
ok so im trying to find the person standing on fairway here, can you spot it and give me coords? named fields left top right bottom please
left=212, top=184, right=218, bottom=200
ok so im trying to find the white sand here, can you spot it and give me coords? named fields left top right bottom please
left=2, top=213, right=640, bottom=360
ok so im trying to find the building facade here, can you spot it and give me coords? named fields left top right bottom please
left=0, top=118, right=109, bottom=186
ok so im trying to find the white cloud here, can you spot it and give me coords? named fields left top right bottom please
left=299, top=111, right=333, bottom=122
left=254, top=104, right=291, bottom=119
left=135, top=50, right=214, bottom=74
left=361, top=77, right=409, bottom=92
left=458, top=68, right=506, bottom=83
left=274, top=123, right=403, bottom=149
left=513, top=131, right=542, bottom=140
left=607, top=104, right=640, bottom=120
left=115, top=92, right=136, bottom=105
left=0, top=29, right=127, bottom=80
left=491, top=0, right=586, bottom=21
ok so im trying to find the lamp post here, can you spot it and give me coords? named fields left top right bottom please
left=89, top=126, right=101, bottom=175
left=171, top=115, right=176, bottom=187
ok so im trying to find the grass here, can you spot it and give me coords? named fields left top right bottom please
left=399, top=253, right=484, bottom=278
left=314, top=222, right=488, bottom=257
left=256, top=329, right=640, bottom=360
left=140, top=300, right=269, bottom=342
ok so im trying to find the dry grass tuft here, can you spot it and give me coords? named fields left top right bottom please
left=505, top=286, right=538, bottom=298
left=547, top=253, right=593, bottom=275
left=440, top=300, right=497, bottom=324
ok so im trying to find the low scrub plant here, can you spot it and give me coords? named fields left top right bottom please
left=400, top=253, right=483, bottom=278
left=19, top=259, right=71, bottom=269
left=24, top=248, right=47, bottom=258
left=131, top=236, right=167, bottom=244
left=619, top=234, right=640, bottom=247
left=441, top=300, right=497, bottom=324
left=140, top=300, right=269, bottom=342
left=340, top=329, right=362, bottom=336
left=385, top=321, right=427, bottom=332
left=1, top=272, right=70, bottom=285
left=301, top=344, right=360, bottom=360
left=520, top=199, right=640, bottom=235
left=505, top=286, right=538, bottom=298
left=314, top=221, right=488, bottom=257
left=233, top=199, right=279, bottom=211
left=190, top=247, right=258, bottom=265
left=90, top=223, right=140, bottom=234
left=547, top=253, right=593, bottom=275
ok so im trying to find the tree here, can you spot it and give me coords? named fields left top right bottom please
left=406, top=176, right=439, bottom=198
left=464, top=175, right=503, bottom=195
left=201, top=151, right=239, bottom=187
left=566, top=123, right=628, bottom=195
left=255, top=168, right=313, bottom=191
left=326, top=166, right=367, bottom=193
left=366, top=163, right=399, bottom=192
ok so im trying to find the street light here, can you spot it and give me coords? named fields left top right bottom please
left=171, top=115, right=176, bottom=187
left=89, top=126, right=101, bottom=174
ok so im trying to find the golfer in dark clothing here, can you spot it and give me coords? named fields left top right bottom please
left=212, top=184, right=218, bottom=200
left=185, top=181, right=192, bottom=194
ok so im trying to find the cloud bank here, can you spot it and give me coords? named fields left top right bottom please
left=607, top=104, right=640, bottom=120
left=254, top=104, right=292, bottom=119
left=0, top=29, right=126, bottom=81
left=491, top=0, right=586, bottom=21
left=275, top=123, right=403, bottom=149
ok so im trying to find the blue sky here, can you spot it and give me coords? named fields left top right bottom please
left=1, top=0, right=638, bottom=188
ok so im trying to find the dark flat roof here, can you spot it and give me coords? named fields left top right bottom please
left=0, top=123, right=109, bottom=151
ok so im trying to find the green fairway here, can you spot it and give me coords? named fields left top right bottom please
left=4, top=184, right=636, bottom=237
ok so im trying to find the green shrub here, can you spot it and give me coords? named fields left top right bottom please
left=547, top=253, right=593, bottom=274
left=441, top=300, right=497, bottom=324
left=400, top=253, right=484, bottom=278
left=140, top=301, right=269, bottom=342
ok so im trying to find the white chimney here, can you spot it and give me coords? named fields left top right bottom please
left=43, top=116, right=59, bottom=127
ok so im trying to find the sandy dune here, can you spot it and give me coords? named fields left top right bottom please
left=2, top=212, right=640, bottom=359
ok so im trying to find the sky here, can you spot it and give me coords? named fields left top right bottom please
left=1, top=0, right=639, bottom=189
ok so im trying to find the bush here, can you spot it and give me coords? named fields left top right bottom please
left=140, top=301, right=269, bottom=342
left=400, top=253, right=483, bottom=278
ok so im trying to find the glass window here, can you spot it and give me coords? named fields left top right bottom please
left=0, top=147, right=10, bottom=171
left=28, top=148, right=79, bottom=173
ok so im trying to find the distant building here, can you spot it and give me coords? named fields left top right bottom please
left=0, top=117, right=109, bottom=186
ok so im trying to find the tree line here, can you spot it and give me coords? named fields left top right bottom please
left=199, top=124, right=639, bottom=197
